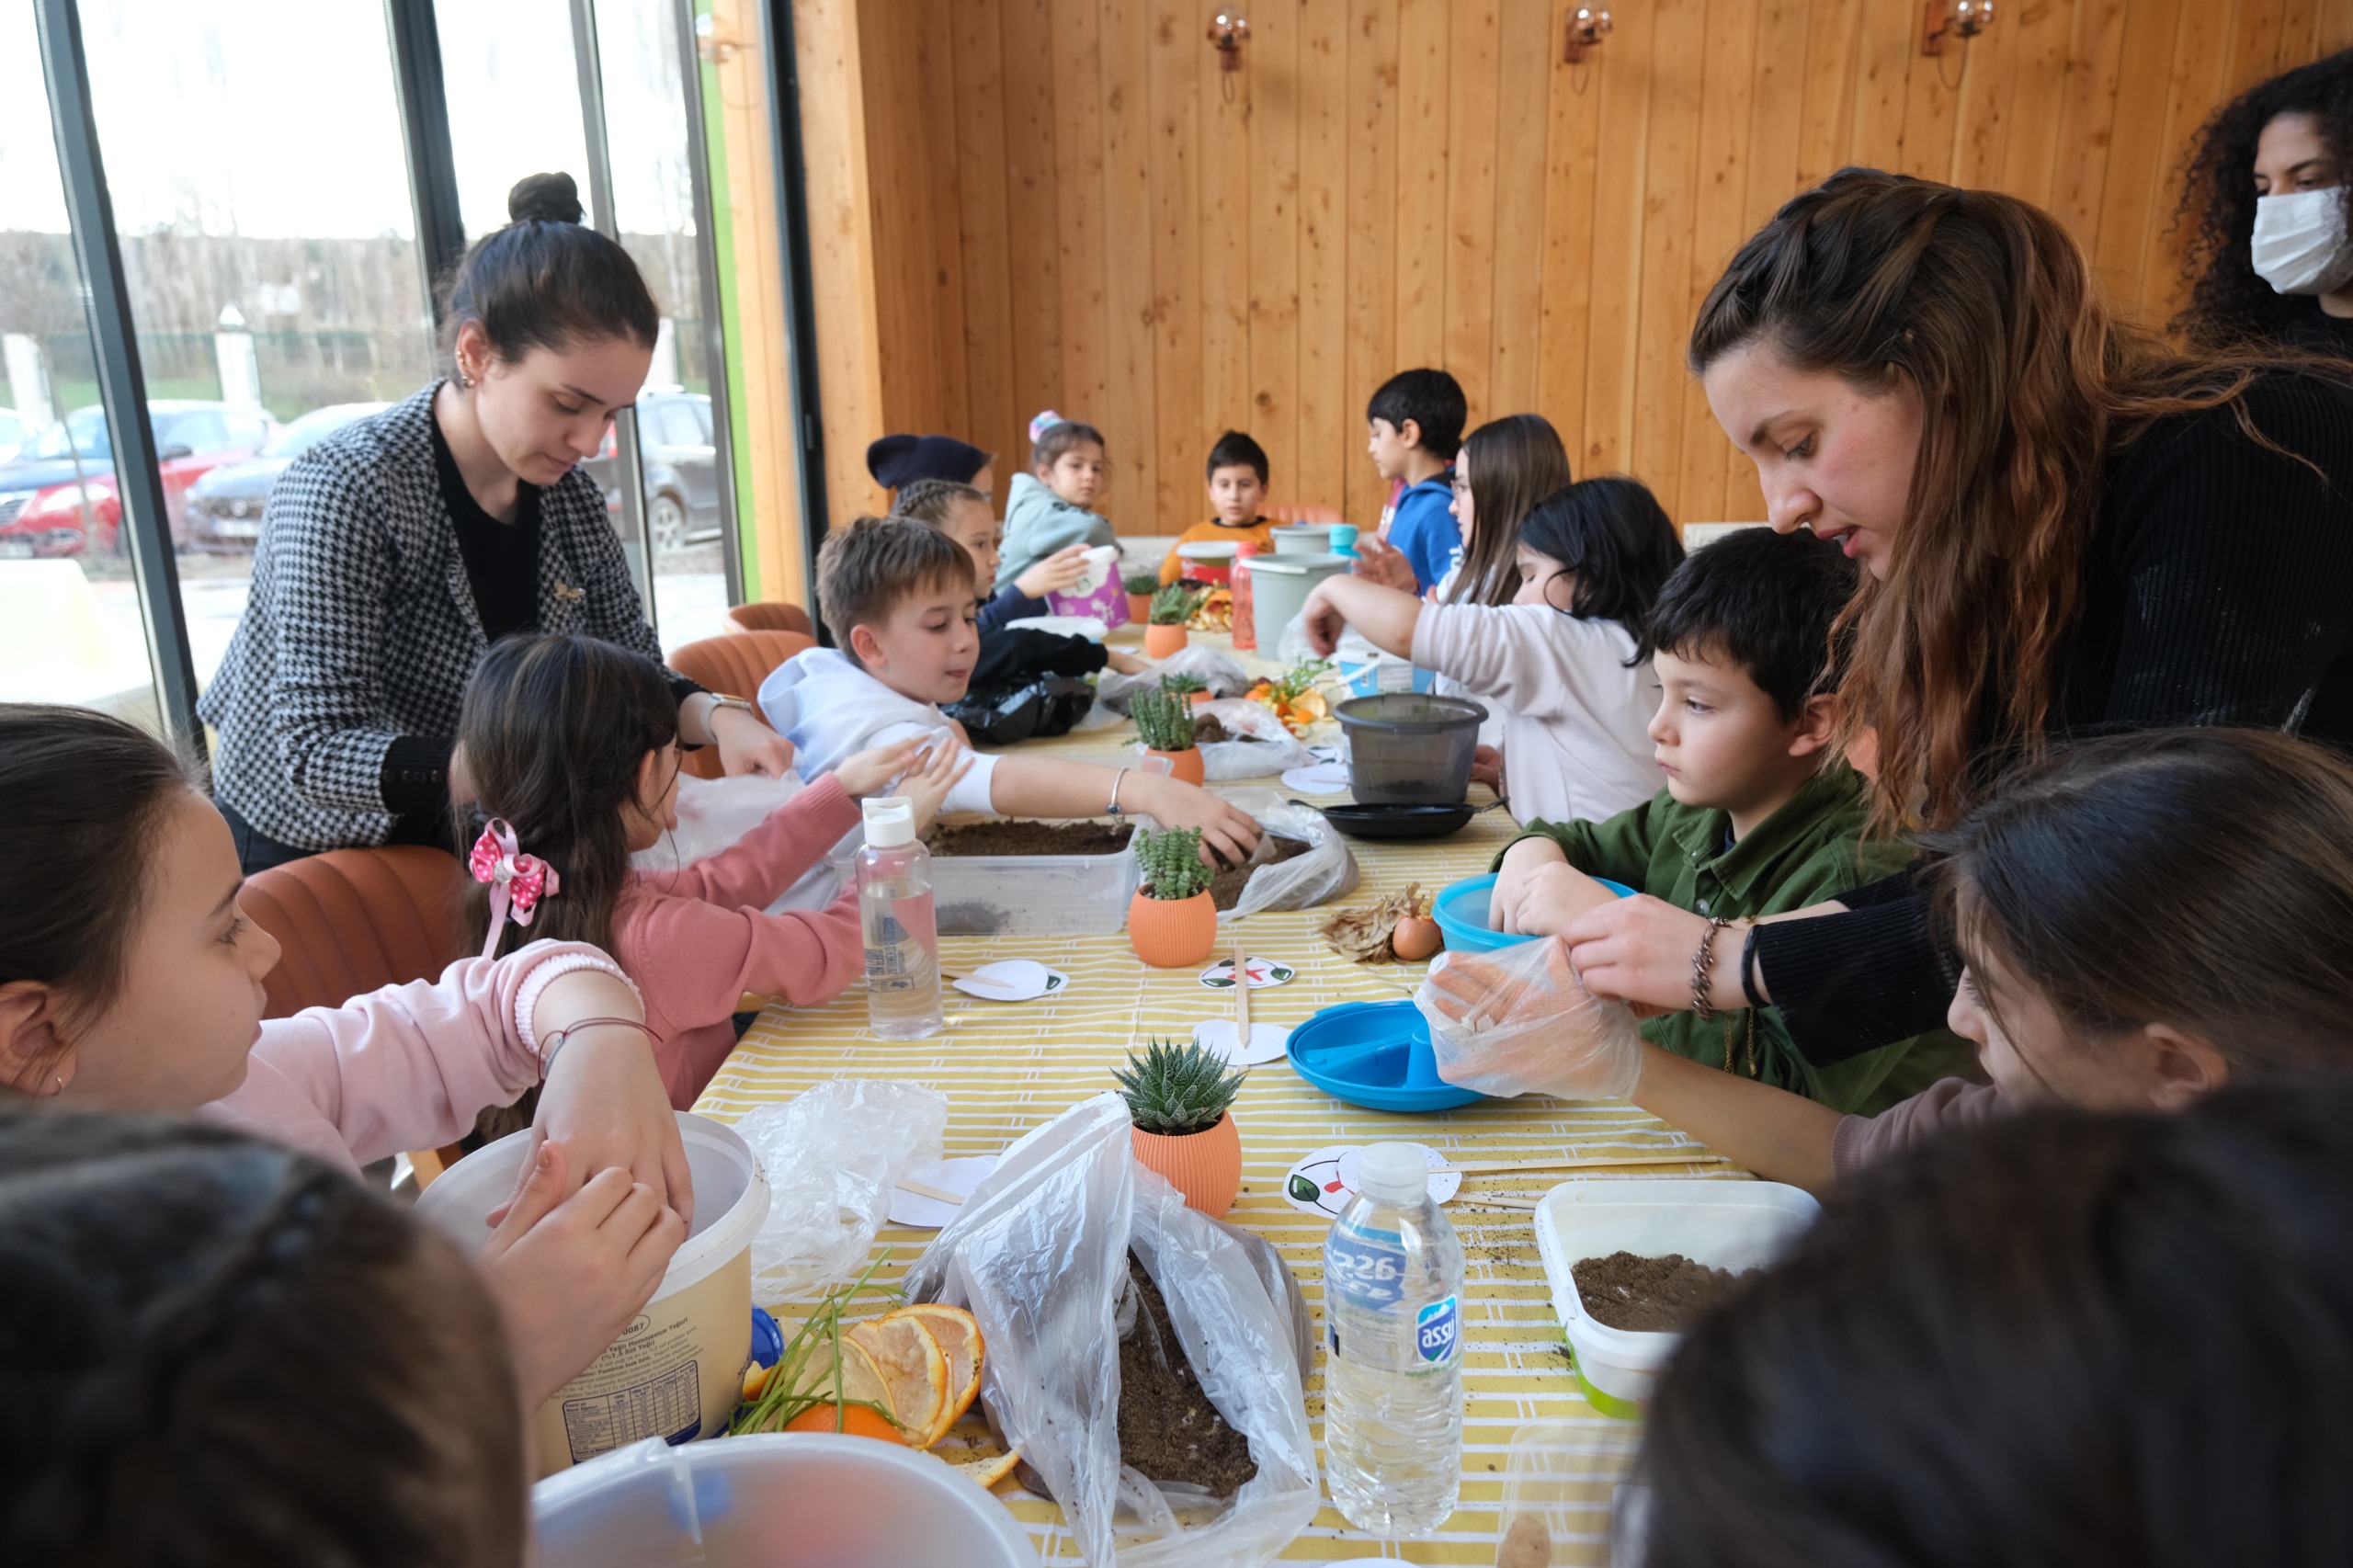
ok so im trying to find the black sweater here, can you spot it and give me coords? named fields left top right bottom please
left=1762, top=373, right=2353, bottom=1062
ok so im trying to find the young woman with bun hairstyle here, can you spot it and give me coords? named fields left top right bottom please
left=200, top=172, right=795, bottom=874
left=1549, top=167, right=2353, bottom=1069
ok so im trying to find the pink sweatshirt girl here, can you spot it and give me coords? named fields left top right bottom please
left=611, top=773, right=865, bottom=1108
left=201, top=942, right=633, bottom=1176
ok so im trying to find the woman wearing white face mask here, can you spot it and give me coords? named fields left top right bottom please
left=2177, top=51, right=2353, bottom=354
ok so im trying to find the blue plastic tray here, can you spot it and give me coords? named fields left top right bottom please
left=1286, top=998, right=1486, bottom=1113
left=1433, top=872, right=1634, bottom=954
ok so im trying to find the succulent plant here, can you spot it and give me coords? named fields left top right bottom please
left=1123, top=569, right=1163, bottom=595
left=1113, top=1037, right=1248, bottom=1136
left=1148, top=583, right=1208, bottom=626
left=1130, top=687, right=1199, bottom=753
left=1158, top=671, right=1208, bottom=696
left=1135, top=824, right=1213, bottom=901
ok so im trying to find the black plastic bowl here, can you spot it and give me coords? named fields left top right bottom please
left=1308, top=800, right=1477, bottom=840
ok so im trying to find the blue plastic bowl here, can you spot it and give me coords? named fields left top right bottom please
left=1432, top=872, right=1635, bottom=953
left=1286, top=999, right=1486, bottom=1113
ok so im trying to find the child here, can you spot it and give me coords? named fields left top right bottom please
left=1359, top=368, right=1467, bottom=593
left=1438, top=414, right=1574, bottom=608
left=457, top=633, right=966, bottom=1108
left=0, top=702, right=682, bottom=1407
left=0, top=1114, right=529, bottom=1565
left=1432, top=727, right=2353, bottom=1191
left=1158, top=430, right=1279, bottom=585
left=759, top=517, right=1262, bottom=867
left=868, top=431, right=995, bottom=499
left=1639, top=1082, right=2353, bottom=1568
left=1479, top=525, right=1968, bottom=1112
left=996, top=410, right=1116, bottom=592
left=1301, top=476, right=1679, bottom=828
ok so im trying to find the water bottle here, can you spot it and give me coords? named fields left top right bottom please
left=855, top=796, right=943, bottom=1040
left=1231, top=540, right=1259, bottom=652
left=1322, top=1141, right=1465, bottom=1535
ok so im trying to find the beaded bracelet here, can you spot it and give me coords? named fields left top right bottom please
left=538, top=1015, right=658, bottom=1076
left=1691, top=916, right=1733, bottom=1022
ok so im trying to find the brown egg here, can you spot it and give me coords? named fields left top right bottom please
left=1392, top=915, right=1443, bottom=961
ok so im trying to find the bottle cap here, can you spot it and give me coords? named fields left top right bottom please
left=861, top=796, right=915, bottom=847
left=1358, top=1142, right=1430, bottom=1204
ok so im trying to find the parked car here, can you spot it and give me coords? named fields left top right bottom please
left=583, top=390, right=722, bottom=552
left=0, top=407, right=31, bottom=465
left=0, top=401, right=276, bottom=558
left=186, top=401, right=388, bottom=551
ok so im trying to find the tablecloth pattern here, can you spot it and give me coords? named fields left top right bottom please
left=696, top=631, right=1738, bottom=1564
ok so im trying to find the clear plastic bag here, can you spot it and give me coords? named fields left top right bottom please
left=736, top=1080, right=949, bottom=1302
left=1414, top=938, right=1646, bottom=1101
left=1194, top=699, right=1314, bottom=781
left=1217, top=788, right=1358, bottom=920
left=1096, top=645, right=1253, bottom=710
left=628, top=772, right=845, bottom=913
left=902, top=1096, right=1319, bottom=1568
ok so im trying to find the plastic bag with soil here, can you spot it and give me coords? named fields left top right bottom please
left=1190, top=698, right=1313, bottom=782
left=902, top=1095, right=1317, bottom=1567
left=1213, top=789, right=1358, bottom=922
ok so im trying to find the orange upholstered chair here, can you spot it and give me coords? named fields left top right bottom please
left=239, top=846, right=470, bottom=1185
left=725, top=600, right=816, bottom=637
left=1266, top=502, right=1345, bottom=526
left=667, top=630, right=817, bottom=778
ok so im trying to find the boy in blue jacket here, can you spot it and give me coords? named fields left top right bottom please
left=1366, top=368, right=1467, bottom=593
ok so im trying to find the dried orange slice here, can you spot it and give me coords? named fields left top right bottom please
left=797, top=1335, right=892, bottom=1413
left=847, top=1314, right=948, bottom=1445
left=782, top=1402, right=904, bottom=1443
left=944, top=1446, right=1022, bottom=1489
left=887, top=1304, right=983, bottom=1445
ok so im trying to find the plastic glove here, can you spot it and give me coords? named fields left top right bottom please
left=1413, top=937, right=1644, bottom=1101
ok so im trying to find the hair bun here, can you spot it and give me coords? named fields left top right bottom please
left=508, top=172, right=585, bottom=226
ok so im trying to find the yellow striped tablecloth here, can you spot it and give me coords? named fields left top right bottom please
left=695, top=631, right=1735, bottom=1564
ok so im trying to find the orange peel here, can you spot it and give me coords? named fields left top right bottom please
left=887, top=1303, right=983, bottom=1445
left=847, top=1314, right=949, bottom=1446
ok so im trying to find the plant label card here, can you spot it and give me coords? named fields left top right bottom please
left=1281, top=760, right=1352, bottom=794
left=886, top=1155, right=1000, bottom=1228
left=1282, top=1142, right=1462, bottom=1218
left=949, top=960, right=1068, bottom=1002
left=1192, top=1019, right=1291, bottom=1065
left=1199, top=956, right=1295, bottom=990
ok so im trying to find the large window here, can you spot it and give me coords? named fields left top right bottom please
left=0, top=1, right=153, bottom=725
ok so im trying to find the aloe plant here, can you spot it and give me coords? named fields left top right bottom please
left=1113, top=1037, right=1248, bottom=1136
left=1131, top=687, right=1198, bottom=753
left=1158, top=671, right=1208, bottom=697
left=1123, top=569, right=1163, bottom=595
left=1135, top=824, right=1213, bottom=901
left=1148, top=583, right=1207, bottom=626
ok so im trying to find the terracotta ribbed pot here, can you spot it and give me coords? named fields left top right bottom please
left=1149, top=745, right=1206, bottom=786
left=1132, top=1112, right=1244, bottom=1216
left=1144, top=622, right=1190, bottom=658
left=1127, top=592, right=1155, bottom=622
left=1129, top=889, right=1217, bottom=968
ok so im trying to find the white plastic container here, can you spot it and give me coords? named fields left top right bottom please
left=533, top=1433, right=1044, bottom=1567
left=1531, top=1178, right=1819, bottom=1417
left=416, top=1112, right=770, bottom=1475
left=1248, top=551, right=1351, bottom=650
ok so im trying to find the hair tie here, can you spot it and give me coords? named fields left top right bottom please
left=469, top=819, right=560, bottom=959
left=1028, top=409, right=1066, bottom=444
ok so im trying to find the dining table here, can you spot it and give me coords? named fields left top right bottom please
left=693, top=625, right=1743, bottom=1564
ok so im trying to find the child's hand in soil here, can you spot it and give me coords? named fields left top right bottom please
left=895, top=737, right=976, bottom=835
left=835, top=734, right=933, bottom=798
left=1016, top=544, right=1094, bottom=599
left=1127, top=772, right=1261, bottom=868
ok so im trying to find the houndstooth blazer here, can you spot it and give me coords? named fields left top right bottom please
left=199, top=381, right=666, bottom=852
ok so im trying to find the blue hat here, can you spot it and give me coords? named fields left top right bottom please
left=867, top=433, right=991, bottom=490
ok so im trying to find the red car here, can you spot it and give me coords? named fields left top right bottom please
left=0, top=401, right=276, bottom=557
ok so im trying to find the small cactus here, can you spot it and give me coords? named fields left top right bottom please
left=1159, top=671, right=1209, bottom=697
left=1123, top=569, right=1163, bottom=595
left=1135, top=824, right=1213, bottom=901
left=1131, top=687, right=1198, bottom=753
left=1148, top=583, right=1207, bottom=626
left=1113, top=1037, right=1248, bottom=1136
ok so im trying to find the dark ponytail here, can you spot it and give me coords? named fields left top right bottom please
left=439, top=172, right=660, bottom=368
left=0, top=704, right=198, bottom=1028
left=0, top=1111, right=525, bottom=1565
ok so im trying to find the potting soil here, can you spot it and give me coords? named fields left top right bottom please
left=1571, top=1251, right=1755, bottom=1333
left=1116, top=1254, right=1258, bottom=1495
left=927, top=820, right=1134, bottom=857
left=1209, top=835, right=1311, bottom=912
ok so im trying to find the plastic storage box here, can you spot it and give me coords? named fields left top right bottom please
left=1334, top=691, right=1487, bottom=804
left=1532, top=1177, right=1820, bottom=1417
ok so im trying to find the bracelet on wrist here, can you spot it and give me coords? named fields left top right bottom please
left=1691, top=916, right=1733, bottom=1022
left=538, top=1015, right=657, bottom=1077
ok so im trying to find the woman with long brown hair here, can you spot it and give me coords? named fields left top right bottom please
left=1556, top=167, right=2353, bottom=1067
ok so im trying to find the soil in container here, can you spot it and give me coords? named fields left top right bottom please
left=1571, top=1251, right=1756, bottom=1333
left=1193, top=713, right=1231, bottom=744
left=927, top=820, right=1135, bottom=857
left=1118, top=1254, right=1258, bottom=1495
left=1208, top=835, right=1311, bottom=912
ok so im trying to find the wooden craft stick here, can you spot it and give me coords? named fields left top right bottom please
left=940, top=970, right=1019, bottom=994
left=896, top=1178, right=968, bottom=1206
left=1444, top=1153, right=1723, bottom=1176
left=1233, top=932, right=1250, bottom=1032
left=1460, top=1194, right=1543, bottom=1210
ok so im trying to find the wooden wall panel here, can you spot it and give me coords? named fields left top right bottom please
left=796, top=0, right=2347, bottom=533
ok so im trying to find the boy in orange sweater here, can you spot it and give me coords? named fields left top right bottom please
left=1159, top=430, right=1279, bottom=584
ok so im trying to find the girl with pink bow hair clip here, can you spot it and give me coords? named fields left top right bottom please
left=470, top=818, right=561, bottom=959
